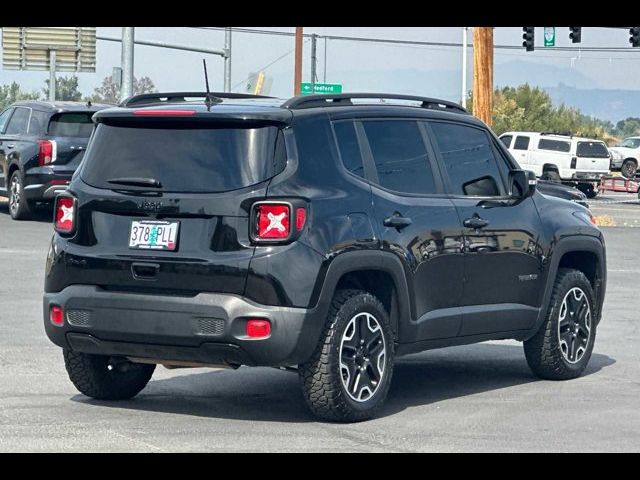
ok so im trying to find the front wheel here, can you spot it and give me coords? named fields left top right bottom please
left=299, top=289, right=395, bottom=422
left=621, top=159, right=638, bottom=179
left=64, top=350, right=155, bottom=400
left=524, top=269, right=597, bottom=380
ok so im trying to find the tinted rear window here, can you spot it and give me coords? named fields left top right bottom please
left=48, top=113, right=95, bottom=137
left=513, top=136, right=530, bottom=150
left=576, top=141, right=609, bottom=158
left=538, top=138, right=571, bottom=152
left=81, top=123, right=285, bottom=193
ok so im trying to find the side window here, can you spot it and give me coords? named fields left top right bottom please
left=0, top=108, right=13, bottom=134
left=28, top=110, right=49, bottom=135
left=538, top=138, right=571, bottom=153
left=362, top=120, right=437, bottom=195
left=5, top=107, right=30, bottom=135
left=429, top=122, right=505, bottom=197
left=513, top=136, right=530, bottom=150
left=333, top=121, right=365, bottom=178
left=499, top=135, right=513, bottom=148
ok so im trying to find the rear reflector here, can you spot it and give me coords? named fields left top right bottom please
left=133, top=109, right=196, bottom=116
left=50, top=306, right=64, bottom=326
left=295, top=207, right=306, bottom=231
left=54, top=196, right=76, bottom=234
left=255, top=203, right=290, bottom=240
left=246, top=319, right=271, bottom=338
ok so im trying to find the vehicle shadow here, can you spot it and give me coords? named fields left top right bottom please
left=0, top=200, right=53, bottom=223
left=70, top=343, right=616, bottom=423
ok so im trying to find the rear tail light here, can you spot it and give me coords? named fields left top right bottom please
left=295, top=207, right=306, bottom=231
left=253, top=203, right=291, bottom=241
left=50, top=305, right=64, bottom=327
left=38, top=140, right=56, bottom=166
left=54, top=195, right=76, bottom=234
left=246, top=319, right=271, bottom=338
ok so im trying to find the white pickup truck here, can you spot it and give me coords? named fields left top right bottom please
left=499, top=132, right=610, bottom=198
left=609, top=136, right=640, bottom=178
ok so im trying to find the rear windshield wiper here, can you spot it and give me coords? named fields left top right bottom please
left=107, top=177, right=163, bottom=188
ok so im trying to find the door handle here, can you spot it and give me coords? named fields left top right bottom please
left=384, top=213, right=412, bottom=230
left=463, top=215, right=489, bottom=229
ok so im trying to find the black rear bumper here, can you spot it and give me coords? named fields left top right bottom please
left=24, top=167, right=73, bottom=201
left=43, top=285, right=326, bottom=367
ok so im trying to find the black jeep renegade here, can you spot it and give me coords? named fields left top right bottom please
left=43, top=92, right=606, bottom=422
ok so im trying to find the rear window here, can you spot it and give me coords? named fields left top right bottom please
left=81, top=123, right=285, bottom=193
left=48, top=113, right=95, bottom=137
left=538, top=138, right=571, bottom=153
left=576, top=141, right=609, bottom=158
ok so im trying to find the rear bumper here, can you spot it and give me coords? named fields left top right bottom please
left=43, top=285, right=326, bottom=367
left=24, top=167, right=73, bottom=200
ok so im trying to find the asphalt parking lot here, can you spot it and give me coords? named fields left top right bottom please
left=0, top=196, right=638, bottom=452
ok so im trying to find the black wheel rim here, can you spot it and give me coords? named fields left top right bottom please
left=9, top=175, right=20, bottom=216
left=558, top=287, right=591, bottom=364
left=339, top=312, right=386, bottom=402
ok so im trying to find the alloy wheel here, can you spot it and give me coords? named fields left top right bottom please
left=339, top=312, right=386, bottom=402
left=9, top=175, right=20, bottom=216
left=558, top=287, right=592, bottom=364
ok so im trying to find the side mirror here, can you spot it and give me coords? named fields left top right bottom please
left=509, top=169, right=537, bottom=198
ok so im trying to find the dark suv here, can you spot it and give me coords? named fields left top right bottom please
left=0, top=100, right=109, bottom=220
left=43, top=92, right=606, bottom=422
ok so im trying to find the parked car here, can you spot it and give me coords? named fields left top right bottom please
left=537, top=179, right=589, bottom=208
left=0, top=100, right=110, bottom=220
left=609, top=136, right=640, bottom=178
left=43, top=92, right=606, bottom=422
left=499, top=131, right=610, bottom=198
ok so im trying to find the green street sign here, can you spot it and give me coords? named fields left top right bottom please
left=544, top=27, right=556, bottom=47
left=301, top=82, right=343, bottom=95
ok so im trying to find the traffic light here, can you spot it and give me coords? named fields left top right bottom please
left=569, top=27, right=581, bottom=43
left=630, top=27, right=640, bottom=48
left=522, top=27, right=535, bottom=51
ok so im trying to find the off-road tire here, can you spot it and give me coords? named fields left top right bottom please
left=64, top=350, right=155, bottom=400
left=524, top=268, right=597, bottom=380
left=299, top=289, right=395, bottom=422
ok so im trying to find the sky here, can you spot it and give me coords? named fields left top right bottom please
left=1, top=27, right=639, bottom=106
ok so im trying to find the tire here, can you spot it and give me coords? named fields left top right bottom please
left=621, top=159, right=638, bottom=179
left=541, top=170, right=561, bottom=183
left=8, top=170, right=32, bottom=220
left=63, top=350, right=155, bottom=400
left=577, top=183, right=598, bottom=199
left=299, top=289, right=395, bottom=422
left=524, top=268, right=597, bottom=380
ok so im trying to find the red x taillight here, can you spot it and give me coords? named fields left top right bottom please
left=254, top=203, right=291, bottom=240
left=54, top=195, right=76, bottom=234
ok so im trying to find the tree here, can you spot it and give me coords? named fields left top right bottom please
left=614, top=117, right=640, bottom=138
left=86, top=75, right=157, bottom=104
left=43, top=75, right=82, bottom=101
left=0, top=82, right=40, bottom=110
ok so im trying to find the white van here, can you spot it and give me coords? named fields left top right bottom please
left=499, top=132, right=610, bottom=198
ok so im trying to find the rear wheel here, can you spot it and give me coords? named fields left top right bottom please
left=63, top=350, right=155, bottom=400
left=524, top=269, right=596, bottom=380
left=8, top=171, right=32, bottom=220
left=621, top=159, right=638, bottom=179
left=299, top=289, right=394, bottom=422
left=577, top=183, right=598, bottom=199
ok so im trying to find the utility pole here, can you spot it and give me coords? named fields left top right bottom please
left=121, top=27, right=135, bottom=101
left=461, top=27, right=468, bottom=107
left=48, top=50, right=57, bottom=101
left=472, top=27, right=493, bottom=126
left=224, top=28, right=232, bottom=92
left=310, top=34, right=318, bottom=94
left=294, top=27, right=303, bottom=96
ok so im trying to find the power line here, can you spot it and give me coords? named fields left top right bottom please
left=188, top=26, right=639, bottom=53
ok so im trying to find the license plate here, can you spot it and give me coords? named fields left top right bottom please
left=129, top=221, right=179, bottom=251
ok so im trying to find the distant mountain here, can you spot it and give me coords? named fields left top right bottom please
left=494, top=60, right=597, bottom=90
left=544, top=84, right=640, bottom=123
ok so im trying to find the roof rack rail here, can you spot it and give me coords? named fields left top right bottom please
left=120, top=92, right=274, bottom=108
left=540, top=131, right=573, bottom=137
left=281, top=93, right=469, bottom=114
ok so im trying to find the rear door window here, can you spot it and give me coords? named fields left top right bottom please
left=5, top=107, right=30, bottom=135
left=513, top=136, right=530, bottom=150
left=361, top=119, right=437, bottom=195
left=538, top=138, right=571, bottom=152
left=333, top=121, right=365, bottom=178
left=0, top=108, right=13, bottom=134
left=81, top=122, right=285, bottom=193
left=48, top=113, right=95, bottom=137
left=576, top=141, right=610, bottom=158
left=429, top=121, right=506, bottom=197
